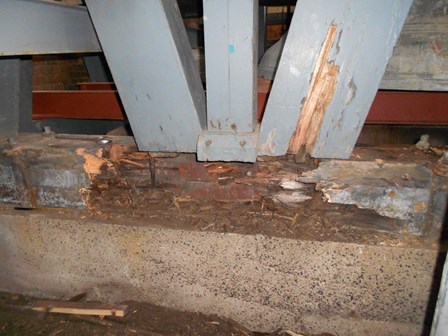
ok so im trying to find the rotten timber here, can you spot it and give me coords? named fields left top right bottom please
left=288, top=24, right=339, bottom=161
left=2, top=135, right=90, bottom=209
left=298, top=159, right=445, bottom=235
left=1, top=134, right=445, bottom=237
left=258, top=0, right=413, bottom=159
left=0, top=134, right=308, bottom=209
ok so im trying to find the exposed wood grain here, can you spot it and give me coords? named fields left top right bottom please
left=288, top=23, right=339, bottom=158
left=298, top=160, right=435, bottom=235
left=32, top=300, right=129, bottom=317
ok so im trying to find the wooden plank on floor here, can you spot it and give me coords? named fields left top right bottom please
left=31, top=300, right=129, bottom=317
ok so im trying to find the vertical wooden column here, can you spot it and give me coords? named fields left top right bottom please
left=197, top=0, right=258, bottom=162
left=258, top=0, right=413, bottom=159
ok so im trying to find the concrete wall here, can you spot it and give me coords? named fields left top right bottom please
left=0, top=210, right=440, bottom=335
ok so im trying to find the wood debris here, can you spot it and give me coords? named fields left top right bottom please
left=31, top=300, right=129, bottom=317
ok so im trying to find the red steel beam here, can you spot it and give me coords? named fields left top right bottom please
left=78, top=82, right=116, bottom=91
left=365, top=91, right=448, bottom=125
left=33, top=90, right=125, bottom=120
left=33, top=87, right=448, bottom=125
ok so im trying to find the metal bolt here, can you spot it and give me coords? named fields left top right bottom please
left=239, top=140, right=247, bottom=147
left=205, top=140, right=212, bottom=147
left=97, top=136, right=112, bottom=145
left=41, top=126, right=54, bottom=137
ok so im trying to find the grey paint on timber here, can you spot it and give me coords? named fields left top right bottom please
left=258, top=0, right=413, bottom=158
left=0, top=59, right=20, bottom=138
left=197, top=130, right=258, bottom=162
left=0, top=0, right=101, bottom=56
left=199, top=0, right=258, bottom=162
left=312, top=0, right=413, bottom=158
left=258, top=1, right=448, bottom=92
left=203, top=0, right=258, bottom=133
left=299, top=160, right=436, bottom=235
left=86, top=0, right=206, bottom=153
left=257, top=0, right=345, bottom=157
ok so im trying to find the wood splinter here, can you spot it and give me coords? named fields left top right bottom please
left=288, top=23, right=340, bottom=162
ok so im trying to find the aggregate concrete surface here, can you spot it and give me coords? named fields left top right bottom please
left=0, top=207, right=442, bottom=336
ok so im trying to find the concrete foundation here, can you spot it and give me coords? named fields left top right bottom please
left=0, top=207, right=442, bottom=335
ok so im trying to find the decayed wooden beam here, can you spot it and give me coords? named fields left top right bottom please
left=288, top=23, right=339, bottom=161
left=298, top=160, right=436, bottom=235
left=31, top=300, right=129, bottom=317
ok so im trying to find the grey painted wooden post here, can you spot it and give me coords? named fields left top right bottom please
left=197, top=0, right=258, bottom=162
left=86, top=0, right=206, bottom=153
left=258, top=0, right=413, bottom=159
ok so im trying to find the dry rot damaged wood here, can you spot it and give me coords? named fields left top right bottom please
left=298, top=159, right=437, bottom=235
left=78, top=142, right=313, bottom=210
left=288, top=23, right=339, bottom=161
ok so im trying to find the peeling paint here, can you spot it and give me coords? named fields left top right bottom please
left=299, top=160, right=435, bottom=235
left=346, top=77, right=357, bottom=104
left=258, top=128, right=277, bottom=156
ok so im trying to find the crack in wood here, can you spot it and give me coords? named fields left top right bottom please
left=288, top=23, right=340, bottom=161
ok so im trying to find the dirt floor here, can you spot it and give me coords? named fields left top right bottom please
left=0, top=292, right=333, bottom=336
